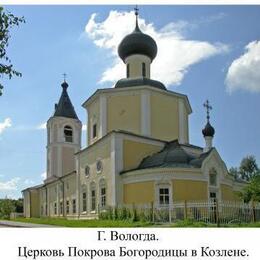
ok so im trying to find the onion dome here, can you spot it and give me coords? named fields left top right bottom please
left=118, top=12, right=157, bottom=63
left=202, top=100, right=215, bottom=137
left=202, top=122, right=215, bottom=137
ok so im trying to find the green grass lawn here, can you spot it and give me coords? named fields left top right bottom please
left=8, top=217, right=260, bottom=227
left=13, top=217, right=155, bottom=227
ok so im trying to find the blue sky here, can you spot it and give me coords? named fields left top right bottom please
left=0, top=5, right=260, bottom=198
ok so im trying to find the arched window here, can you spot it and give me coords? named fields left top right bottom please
left=85, top=166, right=90, bottom=177
left=64, top=125, right=73, bottom=142
left=142, top=62, right=146, bottom=77
left=82, top=185, right=87, bottom=213
left=96, top=160, right=103, bottom=173
left=99, top=179, right=106, bottom=209
left=209, top=168, right=217, bottom=186
left=90, top=182, right=96, bottom=211
left=92, top=123, right=97, bottom=139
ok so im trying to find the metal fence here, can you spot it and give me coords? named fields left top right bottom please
left=100, top=201, right=260, bottom=225
left=152, top=201, right=260, bottom=224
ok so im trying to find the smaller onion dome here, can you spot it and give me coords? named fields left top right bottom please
left=118, top=14, right=157, bottom=63
left=202, top=122, right=215, bottom=137
left=61, top=81, right=68, bottom=90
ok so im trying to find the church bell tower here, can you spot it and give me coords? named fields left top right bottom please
left=45, top=79, right=82, bottom=182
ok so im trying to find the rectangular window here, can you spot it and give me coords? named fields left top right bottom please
left=82, top=192, right=87, bottom=212
left=64, top=126, right=73, bottom=143
left=54, top=202, right=57, bottom=215
left=93, top=124, right=97, bottom=139
left=142, top=62, right=146, bottom=77
left=101, top=187, right=106, bottom=208
left=159, top=188, right=169, bottom=206
left=60, top=201, right=63, bottom=215
left=72, top=199, right=76, bottom=214
left=91, top=190, right=96, bottom=211
left=66, top=200, right=70, bottom=214
left=210, top=192, right=217, bottom=199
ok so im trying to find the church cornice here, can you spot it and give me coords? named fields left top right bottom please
left=82, top=85, right=192, bottom=114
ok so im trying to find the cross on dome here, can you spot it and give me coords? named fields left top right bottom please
left=63, top=73, right=67, bottom=82
left=134, top=5, right=140, bottom=30
left=202, top=99, right=215, bottom=138
left=134, top=5, right=139, bottom=17
left=203, top=99, right=212, bottom=123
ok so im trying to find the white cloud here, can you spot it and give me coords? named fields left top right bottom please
left=37, top=122, right=47, bottom=130
left=41, top=172, right=46, bottom=180
left=85, top=11, right=229, bottom=87
left=82, top=124, right=87, bottom=131
left=226, top=41, right=260, bottom=93
left=0, top=118, right=12, bottom=135
left=0, top=177, right=20, bottom=191
left=24, top=179, right=35, bottom=185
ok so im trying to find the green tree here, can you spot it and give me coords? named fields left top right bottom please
left=13, top=198, right=23, bottom=213
left=229, top=155, right=259, bottom=181
left=239, top=155, right=259, bottom=181
left=229, top=166, right=239, bottom=179
left=0, top=198, right=15, bottom=219
left=0, top=6, right=25, bottom=96
left=239, top=175, right=260, bottom=203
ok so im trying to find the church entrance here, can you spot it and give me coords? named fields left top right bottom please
left=210, top=192, right=218, bottom=223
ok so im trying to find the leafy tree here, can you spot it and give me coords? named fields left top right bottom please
left=229, top=167, right=239, bottom=180
left=239, top=175, right=260, bottom=203
left=0, top=6, right=25, bottom=96
left=13, top=198, right=23, bottom=213
left=229, top=155, right=259, bottom=181
left=0, top=198, right=15, bottom=219
left=239, top=155, right=259, bottom=181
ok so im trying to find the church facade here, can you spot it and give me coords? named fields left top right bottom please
left=22, top=12, right=245, bottom=219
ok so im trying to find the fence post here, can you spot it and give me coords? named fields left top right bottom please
left=184, top=200, right=187, bottom=220
left=216, top=199, right=220, bottom=227
left=252, top=201, right=256, bottom=223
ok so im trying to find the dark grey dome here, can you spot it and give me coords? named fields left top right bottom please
left=53, top=81, right=78, bottom=119
left=202, top=122, right=215, bottom=137
left=138, top=141, right=198, bottom=169
left=118, top=24, right=157, bottom=62
left=120, top=140, right=214, bottom=174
